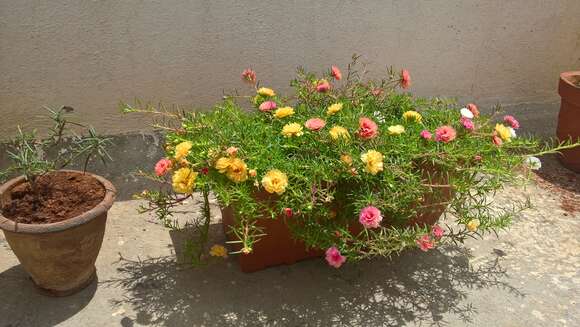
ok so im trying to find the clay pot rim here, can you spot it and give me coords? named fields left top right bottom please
left=0, top=170, right=116, bottom=234
left=560, top=71, right=580, bottom=86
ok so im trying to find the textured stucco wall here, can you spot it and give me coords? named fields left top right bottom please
left=1, top=0, right=579, bottom=139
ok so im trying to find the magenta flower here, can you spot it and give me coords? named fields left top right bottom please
left=420, top=130, right=433, bottom=140
left=154, top=158, right=172, bottom=176
left=416, top=234, right=435, bottom=252
left=432, top=225, right=444, bottom=239
left=325, top=246, right=346, bottom=268
left=259, top=101, right=277, bottom=112
left=304, top=118, right=326, bottom=131
left=435, top=125, right=457, bottom=143
left=503, top=115, right=520, bottom=129
left=460, top=117, right=474, bottom=131
left=359, top=206, right=383, bottom=229
left=316, top=80, right=331, bottom=93
left=358, top=117, right=379, bottom=139
left=400, top=69, right=411, bottom=89
left=241, top=68, right=256, bottom=84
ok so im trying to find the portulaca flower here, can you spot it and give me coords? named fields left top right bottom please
left=525, top=156, right=542, bottom=170
left=460, top=107, right=474, bottom=119
left=508, top=127, right=517, bottom=138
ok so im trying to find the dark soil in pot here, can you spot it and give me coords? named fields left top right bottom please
left=1, top=171, right=105, bottom=224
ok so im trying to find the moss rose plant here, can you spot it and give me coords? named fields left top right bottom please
left=125, top=56, right=578, bottom=268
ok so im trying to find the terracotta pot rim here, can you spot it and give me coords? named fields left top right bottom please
left=560, top=71, right=580, bottom=85
left=0, top=170, right=116, bottom=234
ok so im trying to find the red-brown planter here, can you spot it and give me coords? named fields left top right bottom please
left=557, top=71, right=580, bottom=172
left=222, top=172, right=452, bottom=273
left=0, top=170, right=116, bottom=296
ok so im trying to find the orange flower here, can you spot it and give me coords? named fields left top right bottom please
left=331, top=66, right=342, bottom=80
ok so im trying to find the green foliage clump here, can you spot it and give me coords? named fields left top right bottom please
left=126, top=56, right=578, bottom=266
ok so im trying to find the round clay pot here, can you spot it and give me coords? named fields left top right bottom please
left=0, top=170, right=116, bottom=296
left=557, top=71, right=580, bottom=172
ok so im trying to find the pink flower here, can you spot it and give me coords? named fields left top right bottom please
left=325, top=246, right=346, bottom=268
left=359, top=206, right=383, bottom=229
left=467, top=103, right=480, bottom=117
left=226, top=146, right=239, bottom=156
left=316, top=80, right=331, bottom=93
left=258, top=100, right=277, bottom=112
left=432, top=225, right=444, bottom=239
left=241, top=68, right=256, bottom=83
left=331, top=66, right=342, bottom=80
left=400, top=69, right=411, bottom=89
left=460, top=117, right=474, bottom=131
left=154, top=158, right=172, bottom=176
left=358, top=117, right=379, bottom=139
left=492, top=134, right=503, bottom=146
left=474, top=155, right=483, bottom=162
left=371, top=88, right=383, bottom=97
left=434, top=126, right=457, bottom=143
left=503, top=115, right=520, bottom=129
left=304, top=118, right=326, bottom=131
left=416, top=234, right=435, bottom=252
left=284, top=208, right=293, bottom=218
left=420, top=130, right=433, bottom=140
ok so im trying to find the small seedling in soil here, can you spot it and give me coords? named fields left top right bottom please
left=1, top=106, right=113, bottom=222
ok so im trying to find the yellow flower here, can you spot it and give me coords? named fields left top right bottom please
left=466, top=219, right=481, bottom=232
left=281, top=123, right=303, bottom=137
left=257, top=87, right=275, bottom=97
left=327, top=103, right=343, bottom=115
left=329, top=125, right=350, bottom=140
left=249, top=169, right=257, bottom=177
left=495, top=124, right=511, bottom=141
left=360, top=150, right=384, bottom=175
left=172, top=167, right=198, bottom=194
left=402, top=110, right=422, bottom=123
left=274, top=106, right=295, bottom=118
left=388, top=125, right=405, bottom=135
left=174, top=141, right=192, bottom=160
left=261, top=169, right=288, bottom=194
left=209, top=244, right=228, bottom=258
left=215, top=157, right=232, bottom=174
left=225, top=158, right=248, bottom=183
left=340, top=154, right=353, bottom=166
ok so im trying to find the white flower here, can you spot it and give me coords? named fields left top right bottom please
left=525, top=156, right=541, bottom=170
left=373, top=111, right=386, bottom=123
left=508, top=127, right=517, bottom=138
left=460, top=107, right=474, bottom=119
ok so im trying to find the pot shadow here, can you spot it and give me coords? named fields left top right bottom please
left=103, top=245, right=522, bottom=326
left=0, top=264, right=97, bottom=327
left=533, top=154, right=579, bottom=194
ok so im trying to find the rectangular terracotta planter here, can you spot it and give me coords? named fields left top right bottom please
left=220, top=170, right=451, bottom=273
left=221, top=205, right=323, bottom=273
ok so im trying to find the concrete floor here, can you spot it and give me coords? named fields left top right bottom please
left=0, top=156, right=578, bottom=327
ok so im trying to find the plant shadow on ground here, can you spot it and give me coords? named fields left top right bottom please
left=103, top=241, right=522, bottom=327
left=532, top=153, right=579, bottom=214
left=0, top=265, right=97, bottom=327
